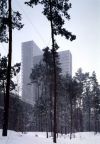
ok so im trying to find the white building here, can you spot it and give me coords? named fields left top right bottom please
left=22, top=40, right=72, bottom=105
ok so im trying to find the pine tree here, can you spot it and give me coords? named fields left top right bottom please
left=0, top=0, right=23, bottom=136
left=91, top=71, right=100, bottom=133
left=25, top=0, right=76, bottom=142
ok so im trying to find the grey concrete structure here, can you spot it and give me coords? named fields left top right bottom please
left=58, top=50, right=72, bottom=76
left=22, top=41, right=42, bottom=105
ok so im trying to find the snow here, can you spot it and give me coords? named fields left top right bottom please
left=0, top=129, right=100, bottom=144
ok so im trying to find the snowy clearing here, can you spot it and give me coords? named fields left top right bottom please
left=0, top=130, right=100, bottom=144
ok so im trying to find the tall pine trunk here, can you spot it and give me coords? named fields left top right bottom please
left=70, top=96, right=73, bottom=139
left=49, top=0, right=57, bottom=143
left=2, top=0, right=12, bottom=136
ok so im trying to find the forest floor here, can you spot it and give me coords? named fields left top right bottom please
left=0, top=129, right=100, bottom=144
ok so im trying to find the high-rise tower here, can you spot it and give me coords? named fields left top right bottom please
left=22, top=40, right=42, bottom=105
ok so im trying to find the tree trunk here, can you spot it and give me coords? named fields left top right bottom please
left=49, top=83, right=53, bottom=135
left=70, top=98, right=73, bottom=139
left=88, top=94, right=91, bottom=132
left=49, top=0, right=57, bottom=143
left=2, top=0, right=12, bottom=136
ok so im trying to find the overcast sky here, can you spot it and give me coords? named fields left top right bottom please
left=0, top=0, right=100, bottom=82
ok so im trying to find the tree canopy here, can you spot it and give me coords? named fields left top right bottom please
left=0, top=0, right=23, bottom=43
left=25, top=0, right=76, bottom=41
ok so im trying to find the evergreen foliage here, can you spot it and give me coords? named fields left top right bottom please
left=0, top=54, right=21, bottom=93
left=0, top=0, right=23, bottom=42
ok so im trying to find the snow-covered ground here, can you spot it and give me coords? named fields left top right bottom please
left=0, top=129, right=100, bottom=144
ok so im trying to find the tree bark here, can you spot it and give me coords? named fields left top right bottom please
left=2, top=0, right=12, bottom=136
left=49, top=0, right=57, bottom=143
